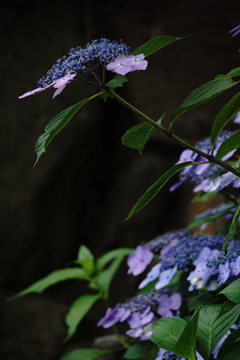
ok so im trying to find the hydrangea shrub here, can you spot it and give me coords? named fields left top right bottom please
left=14, top=29, right=240, bottom=360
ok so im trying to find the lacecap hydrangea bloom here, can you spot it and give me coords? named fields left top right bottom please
left=169, top=130, right=239, bottom=193
left=187, top=241, right=240, bottom=291
left=97, top=290, right=182, bottom=340
left=19, top=38, right=148, bottom=99
left=127, top=230, right=237, bottom=291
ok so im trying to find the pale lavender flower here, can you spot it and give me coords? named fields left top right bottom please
left=229, top=256, right=240, bottom=276
left=170, top=131, right=237, bottom=193
left=127, top=245, right=153, bottom=276
left=138, top=263, right=161, bottom=289
left=157, top=293, right=182, bottom=317
left=155, top=349, right=204, bottom=360
left=127, top=307, right=154, bottom=328
left=97, top=304, right=130, bottom=328
left=229, top=24, right=240, bottom=37
left=217, top=261, right=231, bottom=285
left=19, top=73, right=76, bottom=99
left=106, top=54, right=148, bottom=75
left=155, top=266, right=178, bottom=290
left=233, top=111, right=240, bottom=124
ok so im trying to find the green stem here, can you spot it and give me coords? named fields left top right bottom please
left=107, top=88, right=240, bottom=178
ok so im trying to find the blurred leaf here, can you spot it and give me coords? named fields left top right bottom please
left=219, top=279, right=240, bottom=303
left=122, top=122, right=156, bottom=153
left=126, top=161, right=194, bottom=219
left=151, top=317, right=187, bottom=351
left=197, top=302, right=240, bottom=359
left=174, top=308, right=200, bottom=360
left=76, top=245, right=94, bottom=274
left=211, top=92, right=240, bottom=147
left=187, top=292, right=219, bottom=311
left=59, top=348, right=109, bottom=360
left=123, top=341, right=156, bottom=359
left=96, top=256, right=126, bottom=296
left=187, top=205, right=234, bottom=229
left=215, top=66, right=240, bottom=79
left=35, top=92, right=103, bottom=164
left=65, top=293, right=100, bottom=340
left=10, top=268, right=89, bottom=300
left=215, top=131, right=240, bottom=160
left=222, top=204, right=240, bottom=252
left=217, top=328, right=240, bottom=360
left=96, top=248, right=133, bottom=271
left=169, top=78, right=238, bottom=124
left=133, top=35, right=187, bottom=57
left=191, top=191, right=217, bottom=203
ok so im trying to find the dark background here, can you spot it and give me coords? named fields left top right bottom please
left=0, top=0, right=240, bottom=359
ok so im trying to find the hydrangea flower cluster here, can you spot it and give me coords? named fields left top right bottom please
left=170, top=130, right=238, bottom=193
left=128, top=230, right=227, bottom=290
left=156, top=348, right=204, bottom=360
left=187, top=242, right=240, bottom=290
left=97, top=290, right=182, bottom=340
left=19, top=38, right=148, bottom=99
left=127, top=229, right=191, bottom=276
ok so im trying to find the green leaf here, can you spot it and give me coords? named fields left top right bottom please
left=191, top=191, right=217, bottom=203
left=215, top=66, right=240, bottom=79
left=65, top=293, right=100, bottom=340
left=197, top=305, right=222, bottom=359
left=187, top=205, right=234, bottom=229
left=197, top=303, right=240, bottom=359
left=9, top=268, right=89, bottom=300
left=96, top=248, right=133, bottom=271
left=35, top=92, right=103, bottom=164
left=133, top=35, right=187, bottom=57
left=126, top=161, right=194, bottom=219
left=169, top=78, right=238, bottom=124
left=211, top=92, right=240, bottom=147
left=59, top=348, right=109, bottom=360
left=76, top=245, right=94, bottom=275
left=96, top=256, right=126, bottom=296
left=187, top=292, right=219, bottom=311
left=101, top=75, right=129, bottom=101
left=107, top=75, right=128, bottom=88
left=151, top=317, right=187, bottom=351
left=222, top=204, right=240, bottom=252
left=122, top=122, right=156, bottom=153
left=123, top=341, right=156, bottom=359
left=219, top=279, right=240, bottom=303
left=215, top=130, right=240, bottom=160
left=217, top=328, right=240, bottom=360
left=174, top=308, right=200, bottom=360
left=213, top=301, right=240, bottom=349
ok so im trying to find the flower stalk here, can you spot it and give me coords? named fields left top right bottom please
left=107, top=88, right=240, bottom=178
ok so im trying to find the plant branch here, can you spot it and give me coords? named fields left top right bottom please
left=107, top=88, right=240, bottom=178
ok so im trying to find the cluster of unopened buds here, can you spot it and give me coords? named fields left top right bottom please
left=19, top=38, right=147, bottom=99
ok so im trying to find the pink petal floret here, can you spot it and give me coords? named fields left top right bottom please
left=19, top=73, right=76, bottom=99
left=106, top=54, right=148, bottom=75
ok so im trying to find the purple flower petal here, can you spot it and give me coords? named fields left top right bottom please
left=138, top=263, right=161, bottom=289
left=155, top=266, right=178, bottom=290
left=217, top=262, right=230, bottom=285
left=127, top=246, right=153, bottom=276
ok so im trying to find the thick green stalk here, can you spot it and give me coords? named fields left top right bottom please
left=107, top=88, right=240, bottom=178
